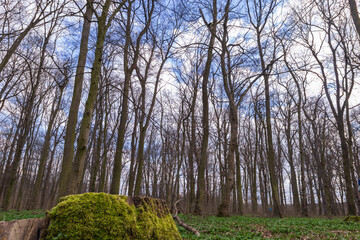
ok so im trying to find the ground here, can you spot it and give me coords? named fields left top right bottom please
left=1, top=210, right=360, bottom=239
left=0, top=209, right=45, bottom=221
left=177, top=214, right=360, bottom=239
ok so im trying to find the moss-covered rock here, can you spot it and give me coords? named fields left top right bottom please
left=343, top=215, right=360, bottom=223
left=45, top=192, right=181, bottom=240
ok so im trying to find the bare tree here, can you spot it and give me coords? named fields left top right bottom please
left=296, top=0, right=357, bottom=215
left=110, top=0, right=155, bottom=195
left=57, top=0, right=94, bottom=199
left=0, top=0, right=66, bottom=73
left=246, top=0, right=284, bottom=218
left=66, top=0, right=127, bottom=195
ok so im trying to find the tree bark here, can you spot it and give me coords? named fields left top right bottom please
left=194, top=0, right=217, bottom=216
left=57, top=1, right=93, bottom=199
left=349, top=0, right=360, bottom=38
left=68, top=0, right=113, bottom=194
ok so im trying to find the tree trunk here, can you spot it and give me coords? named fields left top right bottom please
left=89, top=105, right=103, bottom=192
left=1, top=29, right=48, bottom=209
left=262, top=72, right=282, bottom=218
left=251, top=121, right=259, bottom=215
left=127, top=107, right=139, bottom=196
left=32, top=85, right=65, bottom=208
left=68, top=0, right=112, bottom=194
left=194, top=0, right=217, bottom=216
left=349, top=0, right=360, bottom=38
left=285, top=112, right=301, bottom=214
left=58, top=1, right=93, bottom=199
left=111, top=0, right=154, bottom=194
left=98, top=85, right=110, bottom=193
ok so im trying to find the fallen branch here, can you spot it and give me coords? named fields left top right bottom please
left=172, top=200, right=200, bottom=237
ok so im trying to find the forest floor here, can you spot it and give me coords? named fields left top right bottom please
left=1, top=210, right=360, bottom=239
left=0, top=209, right=45, bottom=221
left=177, top=214, right=360, bottom=239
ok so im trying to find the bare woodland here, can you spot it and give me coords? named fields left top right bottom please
left=1, top=0, right=360, bottom=218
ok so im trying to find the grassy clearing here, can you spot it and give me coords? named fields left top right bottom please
left=1, top=210, right=359, bottom=239
left=177, top=214, right=360, bottom=239
left=0, top=209, right=46, bottom=221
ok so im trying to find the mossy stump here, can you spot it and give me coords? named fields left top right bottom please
left=44, top=193, right=182, bottom=240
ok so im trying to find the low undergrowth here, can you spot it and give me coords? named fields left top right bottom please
left=1, top=209, right=360, bottom=239
left=177, top=214, right=360, bottom=239
left=0, top=209, right=45, bottom=221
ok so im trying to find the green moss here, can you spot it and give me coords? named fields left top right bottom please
left=45, top=193, right=181, bottom=240
left=134, top=197, right=182, bottom=240
left=343, top=216, right=360, bottom=223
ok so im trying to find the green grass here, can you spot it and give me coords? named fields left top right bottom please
left=177, top=214, right=360, bottom=239
left=1, top=210, right=359, bottom=239
left=0, top=209, right=46, bottom=221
